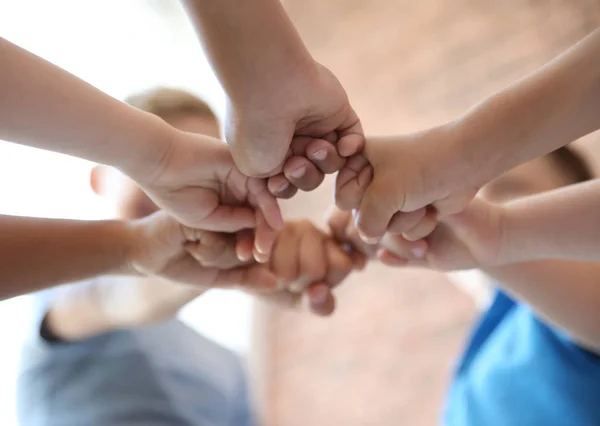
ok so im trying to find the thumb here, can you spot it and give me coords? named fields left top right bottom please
left=225, top=115, right=292, bottom=177
left=355, top=178, right=398, bottom=244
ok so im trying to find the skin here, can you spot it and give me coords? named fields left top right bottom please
left=336, top=29, right=600, bottom=245
left=339, top=152, right=600, bottom=354
left=46, top=112, right=359, bottom=341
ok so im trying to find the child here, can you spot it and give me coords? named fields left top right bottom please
left=16, top=88, right=360, bottom=426
left=330, top=145, right=600, bottom=425
left=336, top=28, right=600, bottom=249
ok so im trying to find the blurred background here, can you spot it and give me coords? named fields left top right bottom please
left=1, top=1, right=600, bottom=425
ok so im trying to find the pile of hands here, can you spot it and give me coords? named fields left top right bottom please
left=119, top=62, right=507, bottom=319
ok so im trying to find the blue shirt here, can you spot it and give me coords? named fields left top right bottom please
left=17, top=293, right=257, bottom=426
left=444, top=289, right=600, bottom=426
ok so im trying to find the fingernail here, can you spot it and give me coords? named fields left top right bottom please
left=311, top=287, right=329, bottom=304
left=311, top=149, right=327, bottom=161
left=411, top=246, right=426, bottom=258
left=358, top=229, right=379, bottom=245
left=276, top=181, right=290, bottom=193
left=290, top=165, right=306, bottom=179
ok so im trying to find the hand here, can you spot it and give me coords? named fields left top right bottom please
left=224, top=62, right=364, bottom=197
left=130, top=130, right=284, bottom=260
left=183, top=222, right=359, bottom=317
left=126, top=211, right=278, bottom=291
left=267, top=220, right=361, bottom=316
left=325, top=205, right=376, bottom=262
left=335, top=125, right=480, bottom=243
left=376, top=198, right=505, bottom=271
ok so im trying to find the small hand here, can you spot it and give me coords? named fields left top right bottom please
left=134, top=131, right=283, bottom=260
left=225, top=62, right=364, bottom=195
left=335, top=126, right=480, bottom=243
left=376, top=198, right=505, bottom=271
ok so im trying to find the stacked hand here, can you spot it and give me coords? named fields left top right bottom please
left=120, top=61, right=501, bottom=318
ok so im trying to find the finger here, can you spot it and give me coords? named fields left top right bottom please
left=355, top=178, right=399, bottom=244
left=268, top=223, right=299, bottom=284
left=215, top=264, right=279, bottom=292
left=378, top=249, right=430, bottom=270
left=305, top=282, right=336, bottom=316
left=401, top=208, right=438, bottom=242
left=380, top=233, right=428, bottom=260
left=283, top=156, right=325, bottom=192
left=325, top=204, right=352, bottom=237
left=336, top=107, right=365, bottom=158
left=335, top=154, right=373, bottom=211
left=247, top=177, right=284, bottom=231
left=235, top=229, right=255, bottom=262
left=267, top=174, right=298, bottom=199
left=324, top=239, right=355, bottom=287
left=386, top=208, right=427, bottom=235
left=377, top=249, right=409, bottom=267
left=253, top=210, right=277, bottom=263
left=200, top=204, right=256, bottom=232
left=184, top=232, right=242, bottom=269
left=305, top=138, right=345, bottom=174
left=296, top=227, right=327, bottom=289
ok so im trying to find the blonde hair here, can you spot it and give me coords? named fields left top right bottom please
left=125, top=87, right=216, bottom=121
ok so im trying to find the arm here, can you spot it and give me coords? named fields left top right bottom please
left=500, top=179, right=600, bottom=263
left=0, top=211, right=279, bottom=301
left=337, top=29, right=600, bottom=241
left=454, top=29, right=600, bottom=188
left=180, top=0, right=362, bottom=182
left=44, top=219, right=359, bottom=342
left=484, top=261, right=600, bottom=354
left=0, top=215, right=131, bottom=299
left=0, top=38, right=169, bottom=179
left=181, top=0, right=313, bottom=106
left=45, top=277, right=206, bottom=341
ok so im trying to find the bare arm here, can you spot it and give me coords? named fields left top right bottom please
left=453, top=29, right=600, bottom=188
left=484, top=261, right=600, bottom=354
left=500, top=179, right=600, bottom=263
left=0, top=215, right=131, bottom=299
left=45, top=277, right=206, bottom=341
left=0, top=38, right=169, bottom=179
left=181, top=0, right=314, bottom=105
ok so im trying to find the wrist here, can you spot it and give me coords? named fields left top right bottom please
left=495, top=203, right=533, bottom=265
left=445, top=117, right=511, bottom=190
left=111, top=112, right=176, bottom=186
left=230, top=55, right=318, bottom=113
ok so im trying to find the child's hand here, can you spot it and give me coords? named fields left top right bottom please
left=325, top=205, right=376, bottom=263
left=376, top=198, right=505, bottom=271
left=225, top=62, right=363, bottom=193
left=335, top=126, right=480, bottom=244
left=131, top=131, right=283, bottom=262
left=182, top=221, right=360, bottom=317
left=268, top=220, right=362, bottom=316
left=126, top=211, right=277, bottom=292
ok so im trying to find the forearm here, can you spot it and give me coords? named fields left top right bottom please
left=500, top=179, right=600, bottom=263
left=452, top=29, right=600, bottom=187
left=484, top=261, right=600, bottom=354
left=0, top=215, right=132, bottom=299
left=181, top=0, right=315, bottom=104
left=0, top=38, right=170, bottom=179
left=45, top=277, right=206, bottom=341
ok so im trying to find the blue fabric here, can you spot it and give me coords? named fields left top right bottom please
left=444, top=289, right=600, bottom=426
left=17, top=293, right=257, bottom=426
